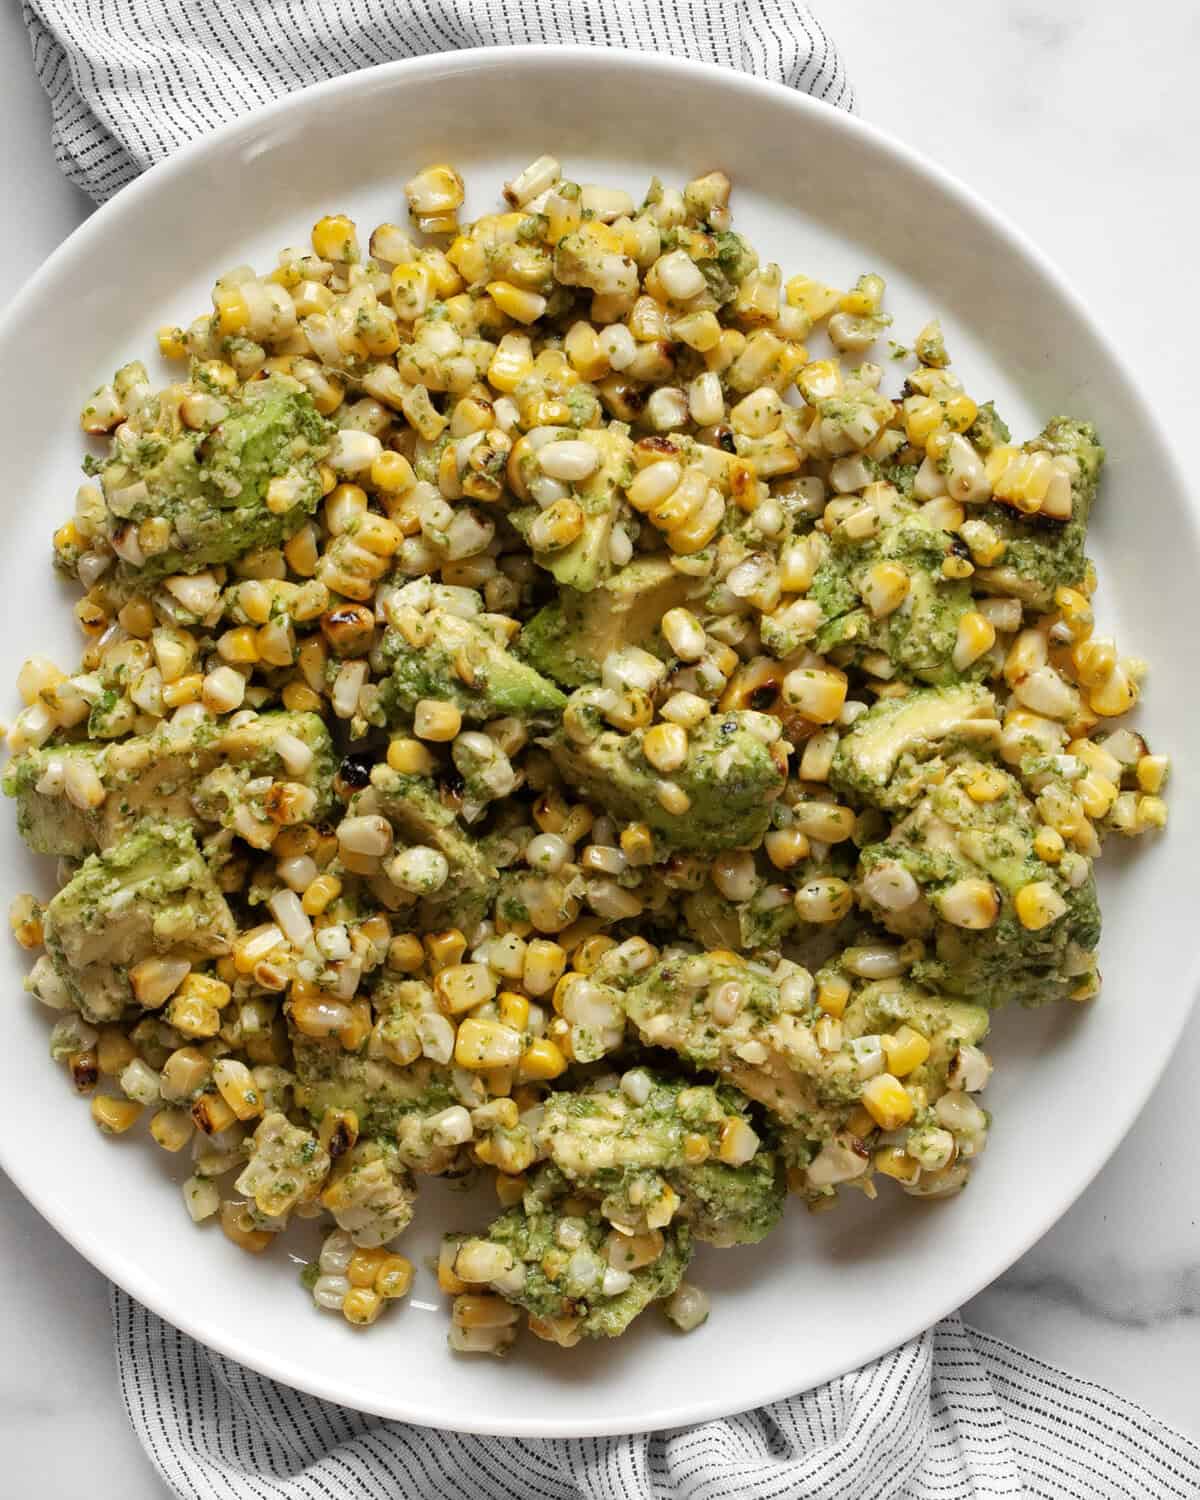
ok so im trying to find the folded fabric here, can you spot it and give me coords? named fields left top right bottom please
left=114, top=1291, right=1200, bottom=1499
left=22, top=0, right=853, bottom=202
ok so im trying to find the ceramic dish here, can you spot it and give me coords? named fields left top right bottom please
left=0, top=45, right=1196, bottom=1435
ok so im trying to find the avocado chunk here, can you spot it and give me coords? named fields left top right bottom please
left=975, top=417, right=1104, bottom=608
left=539, top=1075, right=784, bottom=1246
left=857, top=761, right=1100, bottom=1006
left=4, top=710, right=336, bottom=858
left=379, top=605, right=566, bottom=724
left=549, top=708, right=784, bottom=854
left=829, top=684, right=1001, bottom=812
left=457, top=1165, right=692, bottom=1339
left=81, top=378, right=331, bottom=580
left=366, top=766, right=499, bottom=928
left=42, top=818, right=237, bottom=1023
left=811, top=511, right=975, bottom=684
left=511, top=425, right=634, bottom=592
left=291, top=1037, right=465, bottom=1171
left=519, top=559, right=705, bottom=688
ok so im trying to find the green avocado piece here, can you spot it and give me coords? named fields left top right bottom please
left=379, top=606, right=566, bottom=724
left=811, top=513, right=974, bottom=684
left=510, top=425, right=634, bottom=592
left=90, top=378, right=331, bottom=579
left=42, top=818, right=237, bottom=1023
left=519, top=559, right=705, bottom=688
left=857, top=761, right=1100, bottom=1006
left=539, top=1076, right=784, bottom=1246
left=549, top=708, right=784, bottom=853
left=4, top=710, right=336, bottom=858
left=365, top=766, right=499, bottom=929
left=829, top=684, right=1000, bottom=812
left=975, top=417, right=1104, bottom=608
left=468, top=1166, right=692, bottom=1338
left=841, top=979, right=989, bottom=1095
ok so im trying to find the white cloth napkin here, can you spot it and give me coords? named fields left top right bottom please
left=18, top=2, right=1200, bottom=1494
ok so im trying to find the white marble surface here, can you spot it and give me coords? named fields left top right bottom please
left=2, top=1, right=1199, bottom=1493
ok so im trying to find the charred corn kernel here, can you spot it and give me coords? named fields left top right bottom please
left=312, top=214, right=359, bottom=262
left=301, top=873, right=341, bottom=915
left=952, top=610, right=996, bottom=673
left=498, top=992, right=530, bottom=1031
left=91, top=1095, right=144, bottom=1134
left=1136, top=754, right=1169, bottom=794
left=426, top=929, right=468, bottom=971
left=861, top=560, right=909, bottom=618
left=881, top=1026, right=931, bottom=1077
left=817, top=973, right=851, bottom=1018
left=342, top=1288, right=383, bottom=1326
left=517, top=1037, right=568, bottom=1082
left=861, top=1073, right=914, bottom=1131
left=967, top=766, right=1008, bottom=803
left=376, top=1255, right=414, bottom=1299
left=874, top=1146, right=921, bottom=1184
left=1033, top=826, right=1065, bottom=862
left=191, top=1091, right=236, bottom=1136
left=413, top=699, right=462, bottom=741
left=528, top=498, right=585, bottom=552
left=1014, top=881, right=1069, bottom=931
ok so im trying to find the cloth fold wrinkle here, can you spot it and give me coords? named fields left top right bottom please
left=18, top=0, right=1200, bottom=1494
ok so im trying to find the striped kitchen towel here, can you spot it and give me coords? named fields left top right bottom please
left=21, top=0, right=852, bottom=203
left=115, top=1291, right=1200, bottom=1499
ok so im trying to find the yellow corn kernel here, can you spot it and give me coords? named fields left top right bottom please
left=845, top=1105, right=877, bottom=1139
left=522, top=939, right=567, bottom=998
left=517, top=1037, right=567, bottom=1082
left=165, top=992, right=222, bottom=1040
left=952, top=610, right=996, bottom=674
left=426, top=929, right=468, bottom=971
left=817, top=973, right=851, bottom=1018
left=161, top=673, right=203, bottom=709
left=91, top=1095, right=144, bottom=1134
left=1014, top=881, right=1069, bottom=931
left=1138, top=795, right=1168, bottom=830
left=219, top=1201, right=274, bottom=1254
left=903, top=395, right=943, bottom=446
left=994, top=450, right=1054, bottom=512
left=387, top=934, right=426, bottom=973
left=874, top=1146, right=921, bottom=1185
left=795, top=358, right=842, bottom=404
left=386, top=736, right=437, bottom=775
left=342, top=1288, right=383, bottom=1326
left=881, top=1025, right=931, bottom=1078
left=497, top=991, right=530, bottom=1032
left=311, top=214, right=359, bottom=262
left=861, top=560, right=910, bottom=619
left=191, top=1091, right=237, bottom=1136
left=347, top=1246, right=389, bottom=1288
left=1136, top=754, right=1169, bottom=794
left=413, top=699, right=463, bottom=742
left=157, top=324, right=187, bottom=359
left=785, top=275, right=840, bottom=321
left=149, top=1107, right=193, bottom=1152
left=781, top=666, right=847, bottom=725
left=488, top=332, right=534, bottom=393
left=97, top=1028, right=136, bottom=1076
left=436, top=963, right=498, bottom=1017
left=860, top=1073, right=915, bottom=1131
left=943, top=393, right=978, bottom=432
left=1033, top=826, right=1065, bottom=863
left=376, top=1255, right=414, bottom=1300
left=967, top=766, right=1008, bottom=804
left=452, top=1294, right=519, bottom=1330
left=1089, top=664, right=1138, bottom=718
left=455, top=1018, right=523, bottom=1070
left=301, top=873, right=342, bottom=916
left=486, top=280, right=547, bottom=324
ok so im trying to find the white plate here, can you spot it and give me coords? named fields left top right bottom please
left=0, top=46, right=1197, bottom=1438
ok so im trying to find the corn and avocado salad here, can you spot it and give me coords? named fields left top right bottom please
left=5, top=156, right=1168, bottom=1356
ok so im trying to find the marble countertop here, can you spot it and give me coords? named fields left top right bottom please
left=2, top=1, right=1198, bottom=1492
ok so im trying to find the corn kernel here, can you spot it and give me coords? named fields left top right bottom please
left=861, top=1073, right=914, bottom=1131
left=881, top=1026, right=931, bottom=1078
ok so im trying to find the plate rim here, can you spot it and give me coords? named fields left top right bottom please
left=1, top=41, right=1197, bottom=1435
